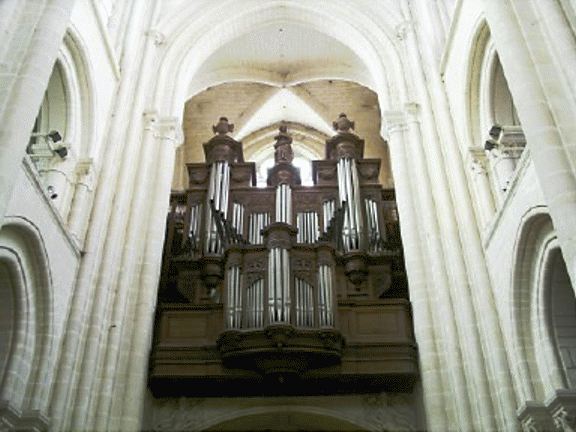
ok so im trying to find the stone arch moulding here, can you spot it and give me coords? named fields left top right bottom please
left=510, top=206, right=571, bottom=405
left=155, top=405, right=373, bottom=432
left=466, top=19, right=495, bottom=147
left=151, top=0, right=407, bottom=119
left=0, top=217, right=53, bottom=428
left=59, top=26, right=96, bottom=161
left=30, top=26, right=97, bottom=222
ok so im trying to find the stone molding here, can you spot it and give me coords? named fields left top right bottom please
left=382, top=111, right=408, bottom=137
left=0, top=401, right=49, bottom=432
left=518, top=390, right=576, bottom=432
left=149, top=393, right=418, bottom=431
left=468, top=147, right=489, bottom=174
left=143, top=111, right=184, bottom=147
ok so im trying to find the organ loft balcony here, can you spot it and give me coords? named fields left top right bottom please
left=149, top=116, right=418, bottom=397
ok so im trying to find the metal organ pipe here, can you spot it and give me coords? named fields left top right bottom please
left=318, top=265, right=334, bottom=327
left=323, top=200, right=335, bottom=231
left=365, top=198, right=382, bottom=252
left=246, top=279, right=264, bottom=328
left=297, top=211, right=319, bottom=243
left=226, top=265, right=242, bottom=329
left=204, top=161, right=230, bottom=253
left=232, top=203, right=244, bottom=236
left=267, top=247, right=291, bottom=323
left=188, top=203, right=202, bottom=251
left=248, top=212, right=269, bottom=244
left=337, top=157, right=364, bottom=251
left=275, top=184, right=292, bottom=223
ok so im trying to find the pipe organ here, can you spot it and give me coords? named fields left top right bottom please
left=150, top=116, right=417, bottom=397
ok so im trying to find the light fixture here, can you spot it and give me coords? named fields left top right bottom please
left=46, top=130, right=62, bottom=143
left=47, top=185, right=58, bottom=200
left=30, top=130, right=68, bottom=159
left=484, top=139, right=498, bottom=151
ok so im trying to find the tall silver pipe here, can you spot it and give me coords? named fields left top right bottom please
left=283, top=249, right=290, bottom=322
left=275, top=248, right=280, bottom=322
left=318, top=265, right=334, bottom=327
left=323, top=200, right=335, bottom=231
left=246, top=281, right=252, bottom=328
left=307, top=282, right=313, bottom=326
left=275, top=184, right=291, bottom=223
left=226, top=265, right=241, bottom=329
left=296, top=279, right=301, bottom=326
left=351, top=159, right=363, bottom=247
left=337, top=157, right=365, bottom=251
left=268, top=250, right=274, bottom=321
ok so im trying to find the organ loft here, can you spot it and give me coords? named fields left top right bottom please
left=149, top=114, right=418, bottom=396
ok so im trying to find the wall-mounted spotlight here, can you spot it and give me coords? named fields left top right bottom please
left=46, top=130, right=62, bottom=143
left=484, top=124, right=503, bottom=152
left=47, top=185, right=58, bottom=200
left=30, top=130, right=68, bottom=159
left=484, top=139, right=498, bottom=152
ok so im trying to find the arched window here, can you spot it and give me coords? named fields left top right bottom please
left=512, top=211, right=576, bottom=428
left=467, top=23, right=526, bottom=229
left=26, top=31, right=95, bottom=243
left=0, top=221, right=53, bottom=429
left=546, top=248, right=576, bottom=388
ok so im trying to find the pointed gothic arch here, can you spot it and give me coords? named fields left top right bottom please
left=511, top=207, right=576, bottom=405
left=0, top=218, right=53, bottom=428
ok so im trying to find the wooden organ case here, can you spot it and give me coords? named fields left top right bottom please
left=149, top=115, right=418, bottom=397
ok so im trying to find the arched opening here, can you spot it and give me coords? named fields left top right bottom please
left=174, top=80, right=390, bottom=191
left=467, top=22, right=526, bottom=222
left=205, top=410, right=367, bottom=431
left=512, top=210, right=576, bottom=404
left=0, top=220, right=53, bottom=424
left=545, top=248, right=576, bottom=388
left=26, top=30, right=95, bottom=233
left=0, top=261, right=16, bottom=385
left=143, top=4, right=419, bottom=429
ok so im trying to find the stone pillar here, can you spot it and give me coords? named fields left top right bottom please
left=383, top=111, right=448, bottom=431
left=401, top=21, right=491, bottom=428
left=112, top=116, right=183, bottom=431
left=79, top=111, right=177, bottom=431
left=400, top=3, right=518, bottom=427
left=48, top=2, right=159, bottom=429
left=0, top=0, right=76, bottom=225
left=482, top=0, right=576, bottom=289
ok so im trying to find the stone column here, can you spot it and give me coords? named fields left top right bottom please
left=78, top=111, right=173, bottom=431
left=400, top=20, right=491, bottom=429
left=48, top=2, right=159, bottom=429
left=383, top=111, right=448, bottom=431
left=111, top=116, right=183, bottom=432
left=0, top=0, right=76, bottom=225
left=400, top=4, right=518, bottom=427
left=482, top=0, right=576, bottom=289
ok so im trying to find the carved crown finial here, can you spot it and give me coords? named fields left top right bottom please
left=333, top=113, right=355, bottom=133
left=212, top=117, right=235, bottom=135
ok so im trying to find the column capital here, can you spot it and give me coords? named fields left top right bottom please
left=547, top=389, right=576, bottom=431
left=382, top=111, right=408, bottom=137
left=143, top=111, right=184, bottom=148
left=467, top=147, right=489, bottom=174
left=395, top=20, right=415, bottom=42
left=75, top=158, right=94, bottom=176
left=145, top=29, right=166, bottom=46
left=404, top=102, right=421, bottom=121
